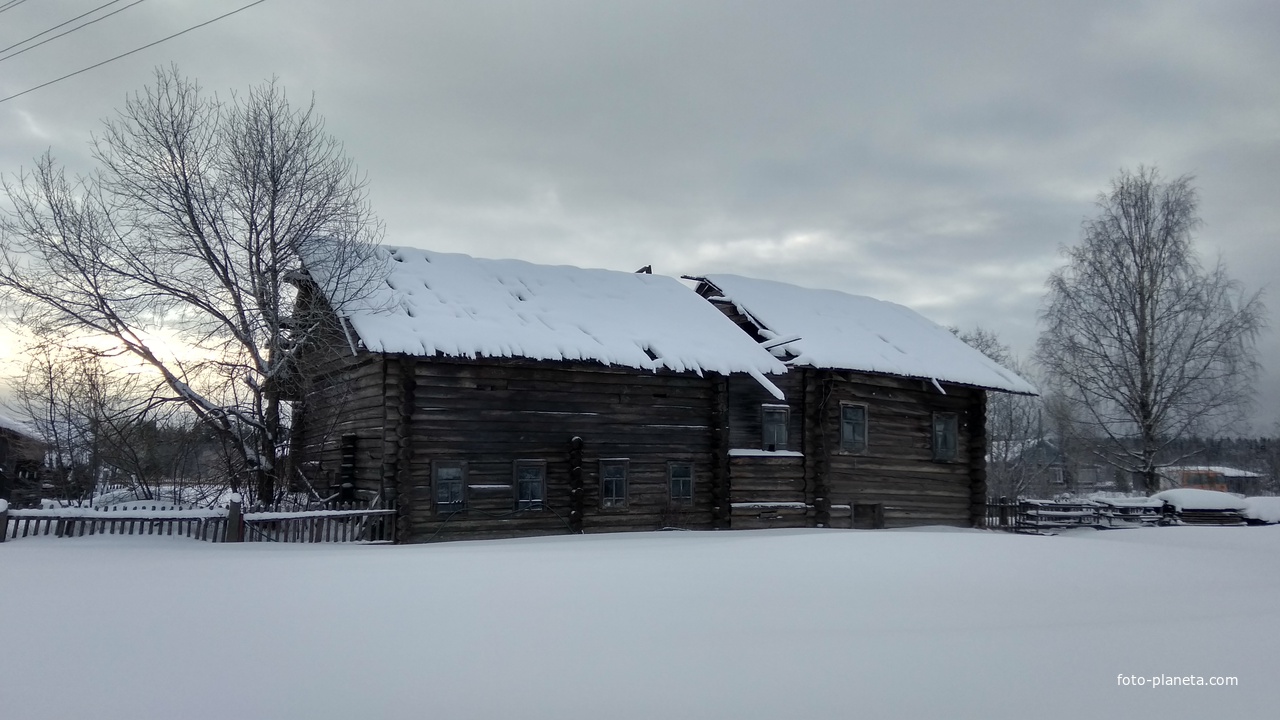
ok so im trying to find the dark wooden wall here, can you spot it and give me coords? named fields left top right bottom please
left=720, top=368, right=988, bottom=530
left=293, top=312, right=991, bottom=540
left=291, top=354, right=388, bottom=501
left=813, top=371, right=983, bottom=528
left=723, top=372, right=809, bottom=529
left=392, top=357, right=722, bottom=542
left=289, top=284, right=392, bottom=504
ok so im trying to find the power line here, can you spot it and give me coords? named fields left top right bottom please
left=1, top=1, right=149, bottom=64
left=0, top=0, right=32, bottom=17
left=0, top=1, right=268, bottom=105
left=1, top=1, right=129, bottom=56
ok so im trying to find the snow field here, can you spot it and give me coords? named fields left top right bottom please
left=1, top=526, right=1277, bottom=719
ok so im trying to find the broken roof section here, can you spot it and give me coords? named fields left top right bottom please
left=324, top=246, right=789, bottom=397
left=695, top=274, right=1038, bottom=395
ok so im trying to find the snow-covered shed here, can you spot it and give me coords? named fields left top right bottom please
left=292, top=246, right=788, bottom=541
left=688, top=274, right=1036, bottom=530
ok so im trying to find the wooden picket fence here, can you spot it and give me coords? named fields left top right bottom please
left=242, top=506, right=397, bottom=543
left=1, top=500, right=397, bottom=544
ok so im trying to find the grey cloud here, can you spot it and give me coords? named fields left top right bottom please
left=1, top=0, right=1277, bottom=426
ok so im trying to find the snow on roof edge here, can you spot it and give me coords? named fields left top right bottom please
left=697, top=274, right=1038, bottom=395
left=0, top=411, right=40, bottom=441
left=315, top=246, right=789, bottom=381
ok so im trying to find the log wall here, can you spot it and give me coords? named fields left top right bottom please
left=396, top=358, right=722, bottom=542
left=289, top=291, right=391, bottom=506
left=812, top=371, right=983, bottom=528
left=292, top=355, right=389, bottom=501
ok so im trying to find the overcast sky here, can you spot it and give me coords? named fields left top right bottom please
left=2, top=0, right=1278, bottom=429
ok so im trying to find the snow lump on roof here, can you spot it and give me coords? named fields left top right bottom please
left=325, top=246, right=788, bottom=389
left=699, top=274, right=1038, bottom=394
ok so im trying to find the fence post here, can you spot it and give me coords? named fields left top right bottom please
left=225, top=494, right=244, bottom=543
left=0, top=498, right=8, bottom=543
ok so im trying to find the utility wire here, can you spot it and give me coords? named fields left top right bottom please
left=0, top=1, right=268, bottom=105
left=1, top=0, right=128, bottom=56
left=1, top=0, right=148, bottom=64
left=0, top=0, right=32, bottom=17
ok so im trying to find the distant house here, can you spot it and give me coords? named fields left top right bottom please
left=987, top=438, right=1111, bottom=498
left=688, top=274, right=1036, bottom=529
left=1160, top=465, right=1265, bottom=495
left=293, top=248, right=1034, bottom=541
left=0, top=412, right=44, bottom=504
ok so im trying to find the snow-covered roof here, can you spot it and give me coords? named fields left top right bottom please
left=1163, top=465, right=1264, bottom=478
left=0, top=411, right=40, bottom=441
left=321, top=247, right=788, bottom=394
left=696, top=274, right=1038, bottom=394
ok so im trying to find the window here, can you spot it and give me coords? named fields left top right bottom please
left=840, top=403, right=868, bottom=454
left=434, top=462, right=466, bottom=513
left=514, top=461, right=546, bottom=510
left=600, top=459, right=629, bottom=509
left=762, top=404, right=789, bottom=451
left=668, top=462, right=694, bottom=505
left=932, top=412, right=958, bottom=461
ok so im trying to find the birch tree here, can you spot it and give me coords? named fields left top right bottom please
left=0, top=67, right=384, bottom=504
left=1036, top=167, right=1264, bottom=494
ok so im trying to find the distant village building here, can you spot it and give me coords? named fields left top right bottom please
left=292, top=246, right=1033, bottom=542
left=0, top=412, right=44, bottom=504
left=1160, top=465, right=1265, bottom=495
left=987, top=438, right=1111, bottom=498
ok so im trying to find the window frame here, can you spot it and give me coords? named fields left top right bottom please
left=668, top=461, right=694, bottom=506
left=513, top=459, right=547, bottom=511
left=599, top=458, right=630, bottom=510
left=839, top=402, right=869, bottom=454
left=761, top=403, right=790, bottom=451
left=433, top=460, right=467, bottom=514
left=932, top=412, right=959, bottom=462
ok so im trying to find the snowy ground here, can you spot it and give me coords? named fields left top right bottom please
left=2, top=527, right=1277, bottom=719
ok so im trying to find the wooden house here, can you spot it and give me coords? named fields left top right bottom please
left=293, top=246, right=1035, bottom=542
left=0, top=412, right=45, bottom=504
left=688, top=274, right=1037, bottom=530
left=1160, top=465, right=1265, bottom=495
left=291, top=247, right=788, bottom=542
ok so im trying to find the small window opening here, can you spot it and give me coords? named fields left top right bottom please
left=933, top=413, right=959, bottom=462
left=669, top=462, right=694, bottom=505
left=435, top=462, right=466, bottom=513
left=840, top=404, right=868, bottom=454
left=601, top=459, right=629, bottom=509
left=762, top=405, right=789, bottom=451
left=515, top=461, right=546, bottom=510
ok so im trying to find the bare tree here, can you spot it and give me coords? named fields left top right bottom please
left=11, top=342, right=197, bottom=502
left=0, top=66, right=384, bottom=504
left=1036, top=167, right=1265, bottom=494
left=954, top=327, right=1051, bottom=498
